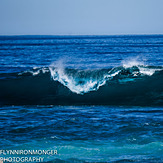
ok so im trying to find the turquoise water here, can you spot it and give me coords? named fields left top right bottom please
left=0, top=106, right=162, bottom=162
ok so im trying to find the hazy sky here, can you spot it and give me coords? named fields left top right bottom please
left=0, top=0, right=163, bottom=35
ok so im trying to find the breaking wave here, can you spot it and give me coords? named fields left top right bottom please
left=0, top=63, right=163, bottom=105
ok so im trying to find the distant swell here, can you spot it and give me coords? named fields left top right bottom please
left=0, top=65, right=163, bottom=106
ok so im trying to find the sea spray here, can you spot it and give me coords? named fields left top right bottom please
left=0, top=60, right=163, bottom=105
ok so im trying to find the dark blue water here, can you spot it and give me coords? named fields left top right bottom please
left=0, top=35, right=163, bottom=162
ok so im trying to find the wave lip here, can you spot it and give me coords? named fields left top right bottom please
left=50, top=67, right=108, bottom=94
left=49, top=64, right=162, bottom=94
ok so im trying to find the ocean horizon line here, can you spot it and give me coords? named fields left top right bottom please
left=0, top=34, right=163, bottom=37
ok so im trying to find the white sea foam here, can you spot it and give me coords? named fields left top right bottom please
left=18, top=57, right=159, bottom=95
left=49, top=58, right=163, bottom=94
left=122, top=57, right=162, bottom=76
left=122, top=57, right=145, bottom=68
left=49, top=66, right=107, bottom=94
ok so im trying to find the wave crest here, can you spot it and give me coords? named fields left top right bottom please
left=48, top=64, right=162, bottom=94
left=0, top=64, right=163, bottom=105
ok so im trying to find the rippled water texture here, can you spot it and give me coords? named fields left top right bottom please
left=0, top=35, right=163, bottom=162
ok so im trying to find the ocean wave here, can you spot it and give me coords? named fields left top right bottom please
left=49, top=64, right=162, bottom=94
left=0, top=64, right=163, bottom=105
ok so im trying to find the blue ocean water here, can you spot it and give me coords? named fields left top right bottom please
left=0, top=35, right=163, bottom=162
